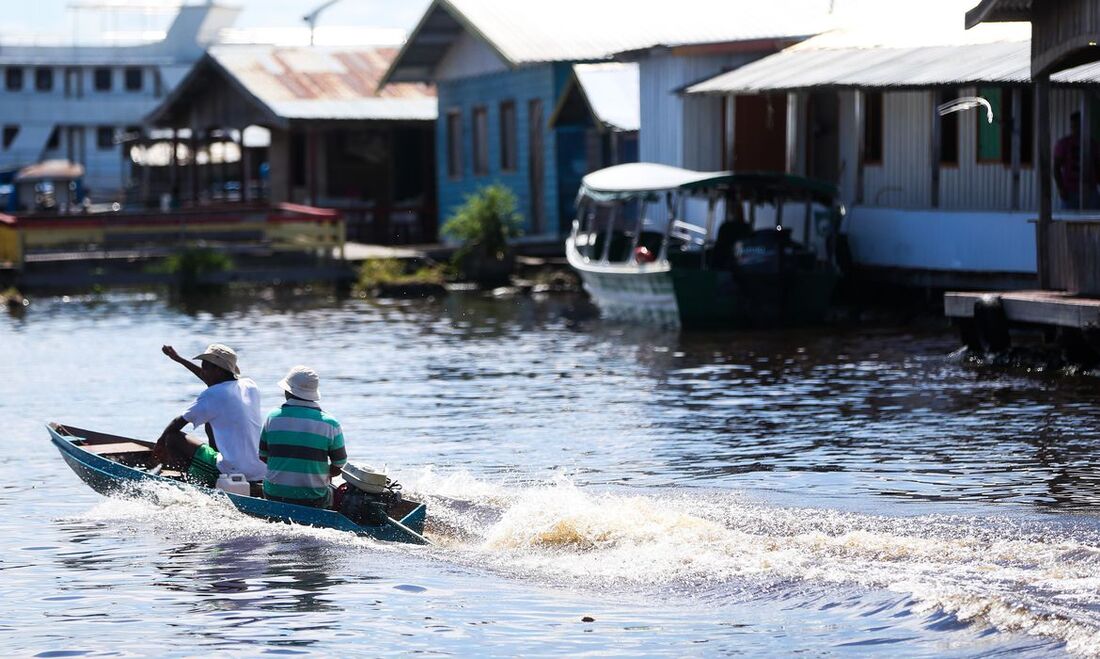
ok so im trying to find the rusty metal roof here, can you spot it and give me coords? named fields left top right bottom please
left=207, top=45, right=436, bottom=122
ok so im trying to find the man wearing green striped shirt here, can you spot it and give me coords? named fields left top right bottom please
left=259, top=366, right=347, bottom=508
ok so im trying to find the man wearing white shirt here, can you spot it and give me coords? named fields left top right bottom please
left=153, top=343, right=266, bottom=487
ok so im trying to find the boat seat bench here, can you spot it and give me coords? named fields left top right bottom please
left=81, top=441, right=151, bottom=456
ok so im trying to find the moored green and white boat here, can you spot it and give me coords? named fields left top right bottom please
left=566, top=163, right=844, bottom=329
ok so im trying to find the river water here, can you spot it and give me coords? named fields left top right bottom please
left=2, top=290, right=1100, bottom=657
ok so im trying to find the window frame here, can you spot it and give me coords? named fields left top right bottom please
left=124, top=67, right=143, bottom=92
left=5, top=68, right=24, bottom=92
left=975, top=86, right=1005, bottom=164
left=446, top=108, right=463, bottom=180
left=499, top=100, right=518, bottom=173
left=93, top=67, right=113, bottom=92
left=35, top=67, right=53, bottom=93
left=96, top=126, right=115, bottom=150
left=998, top=86, right=1034, bottom=169
left=938, top=89, right=960, bottom=167
left=472, top=105, right=490, bottom=177
left=862, top=91, right=884, bottom=166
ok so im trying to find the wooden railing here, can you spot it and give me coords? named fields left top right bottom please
left=337, top=205, right=438, bottom=245
left=1047, top=218, right=1100, bottom=296
left=0, top=203, right=345, bottom=269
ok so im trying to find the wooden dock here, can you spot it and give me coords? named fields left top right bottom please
left=945, top=290, right=1100, bottom=329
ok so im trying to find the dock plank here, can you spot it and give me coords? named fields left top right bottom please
left=945, top=290, right=1100, bottom=328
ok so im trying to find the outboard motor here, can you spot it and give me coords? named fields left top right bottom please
left=338, top=464, right=403, bottom=527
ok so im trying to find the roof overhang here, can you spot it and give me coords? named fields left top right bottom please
left=144, top=54, right=287, bottom=130
left=549, top=63, right=639, bottom=133
left=684, top=39, right=1040, bottom=96
left=966, top=0, right=1032, bottom=29
left=615, top=36, right=809, bottom=61
left=380, top=0, right=512, bottom=87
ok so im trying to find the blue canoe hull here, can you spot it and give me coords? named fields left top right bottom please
left=47, top=423, right=429, bottom=545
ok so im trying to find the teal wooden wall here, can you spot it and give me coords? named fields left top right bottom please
left=436, top=62, right=581, bottom=238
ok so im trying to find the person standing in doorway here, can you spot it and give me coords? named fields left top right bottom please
left=1054, top=111, right=1100, bottom=210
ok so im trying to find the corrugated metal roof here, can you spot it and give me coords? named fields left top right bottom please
left=385, top=0, right=867, bottom=83
left=444, top=0, right=837, bottom=63
left=208, top=45, right=436, bottom=121
left=573, top=63, right=640, bottom=132
left=686, top=18, right=1038, bottom=94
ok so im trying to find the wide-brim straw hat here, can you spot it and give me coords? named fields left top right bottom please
left=193, top=343, right=240, bottom=376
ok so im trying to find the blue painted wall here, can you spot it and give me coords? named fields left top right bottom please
left=436, top=62, right=582, bottom=238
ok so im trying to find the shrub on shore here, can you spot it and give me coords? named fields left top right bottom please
left=442, top=185, right=523, bottom=286
left=356, top=258, right=447, bottom=296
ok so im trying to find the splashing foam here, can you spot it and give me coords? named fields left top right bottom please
left=76, top=480, right=391, bottom=551
left=70, top=472, right=1100, bottom=655
left=408, top=474, right=1100, bottom=656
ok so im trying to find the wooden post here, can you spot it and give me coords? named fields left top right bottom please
left=854, top=89, right=865, bottom=205
left=1011, top=87, right=1022, bottom=211
left=1080, top=93, right=1090, bottom=211
left=239, top=128, right=250, bottom=204
left=931, top=91, right=941, bottom=209
left=725, top=93, right=736, bottom=170
left=169, top=128, right=178, bottom=204
left=189, top=128, right=199, bottom=205
left=306, top=128, right=318, bottom=207
left=786, top=92, right=798, bottom=174
left=1037, top=74, right=1052, bottom=290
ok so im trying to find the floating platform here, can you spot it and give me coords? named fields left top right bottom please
left=945, top=290, right=1100, bottom=329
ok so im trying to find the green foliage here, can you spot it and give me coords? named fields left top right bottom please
left=357, top=258, right=446, bottom=290
left=442, top=185, right=523, bottom=261
left=157, top=249, right=234, bottom=292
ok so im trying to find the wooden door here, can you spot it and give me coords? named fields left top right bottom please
left=733, top=94, right=788, bottom=172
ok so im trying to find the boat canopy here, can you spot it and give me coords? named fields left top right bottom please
left=578, top=163, right=839, bottom=205
left=723, top=172, right=840, bottom=206
left=15, top=160, right=85, bottom=183
left=579, top=163, right=730, bottom=203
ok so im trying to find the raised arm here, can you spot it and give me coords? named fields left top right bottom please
left=162, top=345, right=203, bottom=381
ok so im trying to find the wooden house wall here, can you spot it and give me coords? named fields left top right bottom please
left=436, top=63, right=570, bottom=237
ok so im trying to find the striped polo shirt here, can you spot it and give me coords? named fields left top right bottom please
left=259, top=399, right=347, bottom=503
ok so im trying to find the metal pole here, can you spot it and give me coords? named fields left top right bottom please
left=1011, top=87, right=1022, bottom=211
left=725, top=93, right=736, bottom=170
left=601, top=202, right=617, bottom=263
left=786, top=92, right=798, bottom=174
left=931, top=91, right=941, bottom=209
left=854, top=90, right=865, bottom=204
left=1037, top=74, right=1052, bottom=290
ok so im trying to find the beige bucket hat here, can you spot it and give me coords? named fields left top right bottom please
left=193, top=343, right=240, bottom=376
left=279, top=365, right=321, bottom=401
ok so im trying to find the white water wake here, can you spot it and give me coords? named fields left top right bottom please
left=408, top=469, right=1100, bottom=656
left=70, top=471, right=1100, bottom=655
